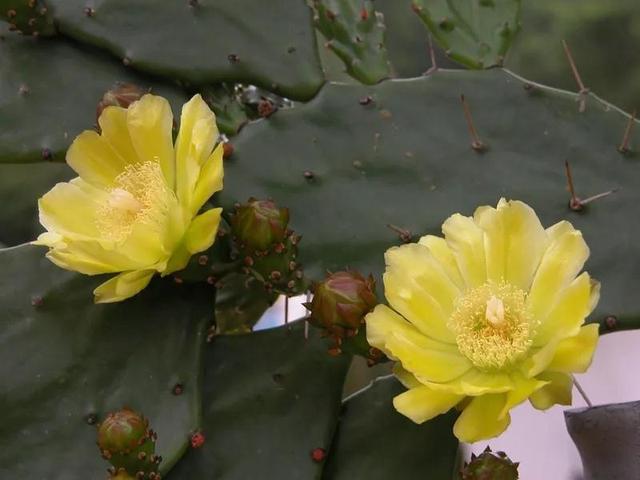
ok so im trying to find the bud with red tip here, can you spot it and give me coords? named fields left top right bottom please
left=97, top=83, right=146, bottom=121
left=460, top=447, right=519, bottom=480
left=231, top=198, right=289, bottom=251
left=306, top=271, right=377, bottom=333
left=97, top=408, right=160, bottom=477
left=305, top=271, right=382, bottom=359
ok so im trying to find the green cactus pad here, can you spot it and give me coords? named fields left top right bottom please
left=167, top=320, right=351, bottom=478
left=313, top=0, right=392, bottom=84
left=411, top=0, right=521, bottom=69
left=323, top=376, right=458, bottom=479
left=44, top=0, right=324, bottom=100
left=220, top=69, right=640, bottom=331
left=0, top=162, right=72, bottom=246
left=0, top=0, right=55, bottom=36
left=0, top=34, right=188, bottom=164
left=0, top=245, right=212, bottom=478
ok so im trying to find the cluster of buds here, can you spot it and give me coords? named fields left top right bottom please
left=305, top=270, right=383, bottom=364
left=230, top=198, right=306, bottom=295
left=97, top=408, right=161, bottom=479
left=460, top=447, right=519, bottom=480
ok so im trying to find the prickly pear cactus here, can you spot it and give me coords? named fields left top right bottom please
left=313, top=0, right=392, bottom=84
left=1, top=1, right=639, bottom=479
left=411, top=0, right=522, bottom=68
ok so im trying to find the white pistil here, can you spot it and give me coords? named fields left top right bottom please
left=485, top=295, right=505, bottom=327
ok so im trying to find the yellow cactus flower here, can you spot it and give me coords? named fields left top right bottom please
left=366, top=199, right=600, bottom=443
left=33, top=94, right=224, bottom=303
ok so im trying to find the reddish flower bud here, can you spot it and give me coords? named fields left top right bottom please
left=306, top=271, right=377, bottom=332
left=231, top=199, right=290, bottom=251
left=97, top=83, right=146, bottom=120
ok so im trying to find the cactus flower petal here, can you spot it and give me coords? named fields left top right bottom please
left=126, top=94, right=176, bottom=188
left=34, top=94, right=224, bottom=302
left=175, top=94, right=219, bottom=213
left=546, top=324, right=600, bottom=373
left=94, top=269, right=155, bottom=304
left=366, top=199, right=600, bottom=442
left=185, top=207, right=223, bottom=254
left=529, top=372, right=573, bottom=410
left=453, top=394, right=511, bottom=443
left=192, top=143, right=224, bottom=215
left=393, top=386, right=463, bottom=424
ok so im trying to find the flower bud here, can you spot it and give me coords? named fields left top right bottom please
left=97, top=83, right=146, bottom=120
left=306, top=271, right=377, bottom=333
left=231, top=198, right=289, bottom=251
left=97, top=408, right=159, bottom=476
left=461, top=447, right=519, bottom=480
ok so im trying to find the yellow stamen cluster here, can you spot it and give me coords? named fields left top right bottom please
left=448, top=281, right=536, bottom=370
left=97, top=160, right=173, bottom=242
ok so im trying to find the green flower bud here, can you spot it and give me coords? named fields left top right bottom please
left=306, top=271, right=377, bottom=333
left=231, top=198, right=290, bottom=251
left=461, top=447, right=519, bottom=480
left=97, top=408, right=159, bottom=476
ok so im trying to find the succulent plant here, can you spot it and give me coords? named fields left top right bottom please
left=1, top=1, right=639, bottom=479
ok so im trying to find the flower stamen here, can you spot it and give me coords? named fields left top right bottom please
left=449, top=281, right=537, bottom=370
left=97, top=160, right=174, bottom=242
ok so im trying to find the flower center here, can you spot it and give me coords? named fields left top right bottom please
left=97, top=161, right=173, bottom=242
left=448, top=281, right=536, bottom=370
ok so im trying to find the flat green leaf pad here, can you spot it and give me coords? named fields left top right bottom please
left=46, top=0, right=325, bottom=100
left=169, top=321, right=351, bottom=479
left=0, top=245, right=212, bottom=478
left=222, top=69, right=640, bottom=329
left=324, top=376, right=459, bottom=479
left=412, top=0, right=521, bottom=69
left=0, top=36, right=188, bottom=164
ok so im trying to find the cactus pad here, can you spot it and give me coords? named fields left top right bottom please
left=168, top=321, right=351, bottom=478
left=0, top=245, right=212, bottom=478
left=411, top=0, right=521, bottom=69
left=323, top=376, right=458, bottom=479
left=222, top=69, right=640, bottom=332
left=0, top=34, right=187, bottom=163
left=44, top=0, right=324, bottom=100
left=313, top=0, right=392, bottom=84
